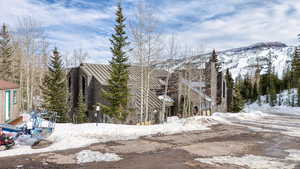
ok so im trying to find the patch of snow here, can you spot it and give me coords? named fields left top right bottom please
left=76, top=150, right=122, bottom=163
left=285, top=149, right=300, bottom=161
left=195, top=155, right=296, bottom=169
left=212, top=110, right=268, bottom=122
left=158, top=95, right=174, bottom=103
left=235, top=103, right=300, bottom=137
left=247, top=103, right=300, bottom=116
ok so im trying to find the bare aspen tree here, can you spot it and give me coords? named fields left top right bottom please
left=129, top=1, right=162, bottom=123
left=64, top=48, right=89, bottom=68
left=15, top=16, right=49, bottom=111
left=161, top=34, right=178, bottom=121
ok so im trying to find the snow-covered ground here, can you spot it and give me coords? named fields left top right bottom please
left=246, top=88, right=300, bottom=116
left=0, top=110, right=268, bottom=157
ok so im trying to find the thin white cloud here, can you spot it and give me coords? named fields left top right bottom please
left=0, top=0, right=112, bottom=26
left=159, top=0, right=300, bottom=52
left=1, top=0, right=300, bottom=63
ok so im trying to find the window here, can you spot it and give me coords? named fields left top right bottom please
left=13, top=90, right=17, bottom=104
left=68, top=76, right=72, bottom=92
left=223, top=81, right=226, bottom=98
left=82, top=76, right=86, bottom=101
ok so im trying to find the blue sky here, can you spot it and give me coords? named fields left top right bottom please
left=1, top=0, right=300, bottom=63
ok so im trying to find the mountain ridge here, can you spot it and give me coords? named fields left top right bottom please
left=154, top=41, right=295, bottom=80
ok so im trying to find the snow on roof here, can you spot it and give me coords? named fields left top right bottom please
left=158, top=95, right=174, bottom=103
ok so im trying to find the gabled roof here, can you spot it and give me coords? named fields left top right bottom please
left=0, top=80, right=18, bottom=90
left=79, top=63, right=164, bottom=111
left=80, top=63, right=165, bottom=89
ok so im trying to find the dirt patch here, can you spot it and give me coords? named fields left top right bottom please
left=109, top=139, right=173, bottom=154
left=32, top=140, right=53, bottom=149
left=43, top=153, right=76, bottom=165
left=179, top=141, right=256, bottom=157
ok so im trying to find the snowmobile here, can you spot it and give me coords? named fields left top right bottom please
left=0, top=110, right=57, bottom=148
left=0, top=130, right=15, bottom=150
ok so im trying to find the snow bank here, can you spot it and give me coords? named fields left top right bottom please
left=195, top=154, right=296, bottom=169
left=285, top=149, right=300, bottom=161
left=245, top=89, right=300, bottom=115
left=212, top=110, right=267, bottom=123
left=246, top=102, right=300, bottom=116
left=0, top=110, right=269, bottom=157
left=0, top=116, right=211, bottom=157
left=76, top=150, right=122, bottom=163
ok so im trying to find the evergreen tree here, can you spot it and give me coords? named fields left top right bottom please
left=291, top=47, right=300, bottom=88
left=292, top=95, right=295, bottom=107
left=41, top=48, right=68, bottom=122
left=292, top=47, right=300, bottom=106
left=76, top=91, right=88, bottom=123
left=0, top=24, right=14, bottom=81
left=269, top=83, right=277, bottom=106
left=211, top=50, right=221, bottom=71
left=278, top=93, right=282, bottom=106
left=225, top=69, right=234, bottom=88
left=225, top=69, right=234, bottom=111
left=251, top=83, right=258, bottom=103
left=240, top=75, right=252, bottom=102
left=232, top=83, right=245, bottom=112
left=101, top=2, right=130, bottom=122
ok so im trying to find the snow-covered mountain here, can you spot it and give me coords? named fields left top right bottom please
left=155, top=42, right=295, bottom=79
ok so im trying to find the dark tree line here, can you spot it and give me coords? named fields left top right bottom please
left=228, top=45, right=300, bottom=112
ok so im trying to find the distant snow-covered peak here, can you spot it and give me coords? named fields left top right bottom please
left=154, top=42, right=295, bottom=80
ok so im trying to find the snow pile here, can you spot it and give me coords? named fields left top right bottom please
left=212, top=110, right=268, bottom=123
left=76, top=150, right=122, bottom=163
left=245, top=89, right=300, bottom=115
left=246, top=102, right=300, bottom=116
left=0, top=116, right=212, bottom=157
left=285, top=149, right=300, bottom=161
left=0, top=110, right=269, bottom=157
left=195, top=154, right=296, bottom=169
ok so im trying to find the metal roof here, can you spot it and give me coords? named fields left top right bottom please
left=80, top=63, right=164, bottom=111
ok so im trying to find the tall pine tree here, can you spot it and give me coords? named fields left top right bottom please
left=291, top=46, right=300, bottom=106
left=0, top=24, right=14, bottom=81
left=225, top=69, right=234, bottom=111
left=41, top=48, right=68, bottom=122
left=101, top=2, right=130, bottom=123
left=232, top=82, right=245, bottom=112
left=75, top=90, right=88, bottom=123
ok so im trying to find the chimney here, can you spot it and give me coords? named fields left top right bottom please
left=1, top=24, right=9, bottom=39
left=53, top=47, right=59, bottom=57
